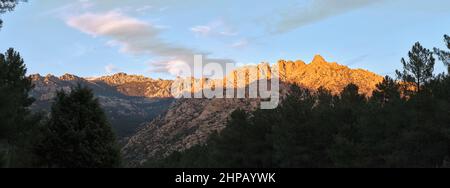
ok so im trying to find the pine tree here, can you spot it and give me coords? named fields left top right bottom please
left=371, top=76, right=401, bottom=105
left=329, top=84, right=368, bottom=167
left=396, top=42, right=435, bottom=93
left=35, top=85, right=121, bottom=168
left=339, top=83, right=366, bottom=106
left=0, top=48, right=35, bottom=167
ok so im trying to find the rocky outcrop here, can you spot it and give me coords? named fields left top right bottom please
left=122, top=98, right=261, bottom=165
left=122, top=55, right=384, bottom=166
left=276, top=55, right=383, bottom=95
left=96, top=73, right=173, bottom=98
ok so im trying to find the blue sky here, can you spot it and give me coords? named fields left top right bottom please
left=0, top=0, right=449, bottom=79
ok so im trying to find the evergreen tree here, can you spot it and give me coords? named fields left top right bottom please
left=272, top=86, right=319, bottom=167
left=0, top=48, right=35, bottom=167
left=396, top=42, right=435, bottom=93
left=329, top=84, right=368, bottom=167
left=339, top=83, right=366, bottom=105
left=371, top=76, right=401, bottom=105
left=35, top=85, right=121, bottom=168
left=1, top=0, right=29, bottom=167
left=206, top=109, right=259, bottom=168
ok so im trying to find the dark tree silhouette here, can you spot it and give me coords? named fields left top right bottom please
left=371, top=76, right=400, bottom=105
left=396, top=42, right=435, bottom=93
left=0, top=48, right=35, bottom=167
left=35, top=85, right=121, bottom=168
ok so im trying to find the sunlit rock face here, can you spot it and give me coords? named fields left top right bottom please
left=122, top=56, right=384, bottom=166
left=96, top=73, right=173, bottom=98
left=276, top=55, right=383, bottom=95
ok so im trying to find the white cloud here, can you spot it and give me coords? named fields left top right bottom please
left=190, top=25, right=213, bottom=36
left=78, top=0, right=94, bottom=9
left=165, top=60, right=191, bottom=76
left=43, top=0, right=95, bottom=17
left=231, top=39, right=249, bottom=48
left=190, top=20, right=238, bottom=37
left=270, top=0, right=383, bottom=34
left=66, top=11, right=234, bottom=76
left=105, top=64, right=120, bottom=74
left=219, top=31, right=238, bottom=37
left=135, top=5, right=153, bottom=13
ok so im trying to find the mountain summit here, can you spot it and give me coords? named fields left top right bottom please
left=122, top=56, right=384, bottom=166
left=311, top=54, right=328, bottom=65
left=277, top=55, right=383, bottom=95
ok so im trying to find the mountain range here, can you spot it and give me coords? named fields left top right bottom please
left=30, top=73, right=174, bottom=139
left=29, top=55, right=383, bottom=166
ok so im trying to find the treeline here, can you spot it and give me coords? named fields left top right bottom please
left=149, top=36, right=450, bottom=168
left=0, top=49, right=121, bottom=168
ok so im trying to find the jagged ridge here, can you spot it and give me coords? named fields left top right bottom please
left=30, top=73, right=174, bottom=138
left=122, top=55, right=384, bottom=166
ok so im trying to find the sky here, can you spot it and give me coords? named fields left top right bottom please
left=0, top=0, right=449, bottom=79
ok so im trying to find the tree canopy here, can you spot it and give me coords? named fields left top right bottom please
left=34, top=85, right=121, bottom=168
left=0, top=48, right=36, bottom=167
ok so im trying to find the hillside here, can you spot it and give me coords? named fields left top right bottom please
left=30, top=73, right=174, bottom=138
left=122, top=55, right=384, bottom=166
left=26, top=56, right=384, bottom=166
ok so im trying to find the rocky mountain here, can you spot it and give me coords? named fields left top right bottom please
left=26, top=55, right=384, bottom=166
left=96, top=73, right=173, bottom=98
left=30, top=73, right=174, bottom=138
left=277, top=55, right=383, bottom=95
left=122, top=55, right=384, bottom=166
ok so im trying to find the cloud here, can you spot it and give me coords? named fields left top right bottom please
left=219, top=31, right=238, bottom=37
left=135, top=5, right=153, bottom=13
left=105, top=64, right=120, bottom=74
left=43, top=0, right=95, bottom=17
left=66, top=11, right=234, bottom=76
left=190, top=25, right=213, bottom=36
left=271, top=0, right=382, bottom=34
left=190, top=20, right=238, bottom=37
left=231, top=39, right=249, bottom=48
left=165, top=60, right=191, bottom=76
left=78, top=0, right=95, bottom=9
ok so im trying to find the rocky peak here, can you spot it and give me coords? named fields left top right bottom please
left=44, top=74, right=55, bottom=78
left=95, top=73, right=173, bottom=98
left=29, top=74, right=43, bottom=81
left=173, top=55, right=383, bottom=96
left=59, top=73, right=82, bottom=81
left=97, top=73, right=154, bottom=86
left=311, top=55, right=328, bottom=65
left=275, top=55, right=383, bottom=95
left=42, top=74, right=59, bottom=82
